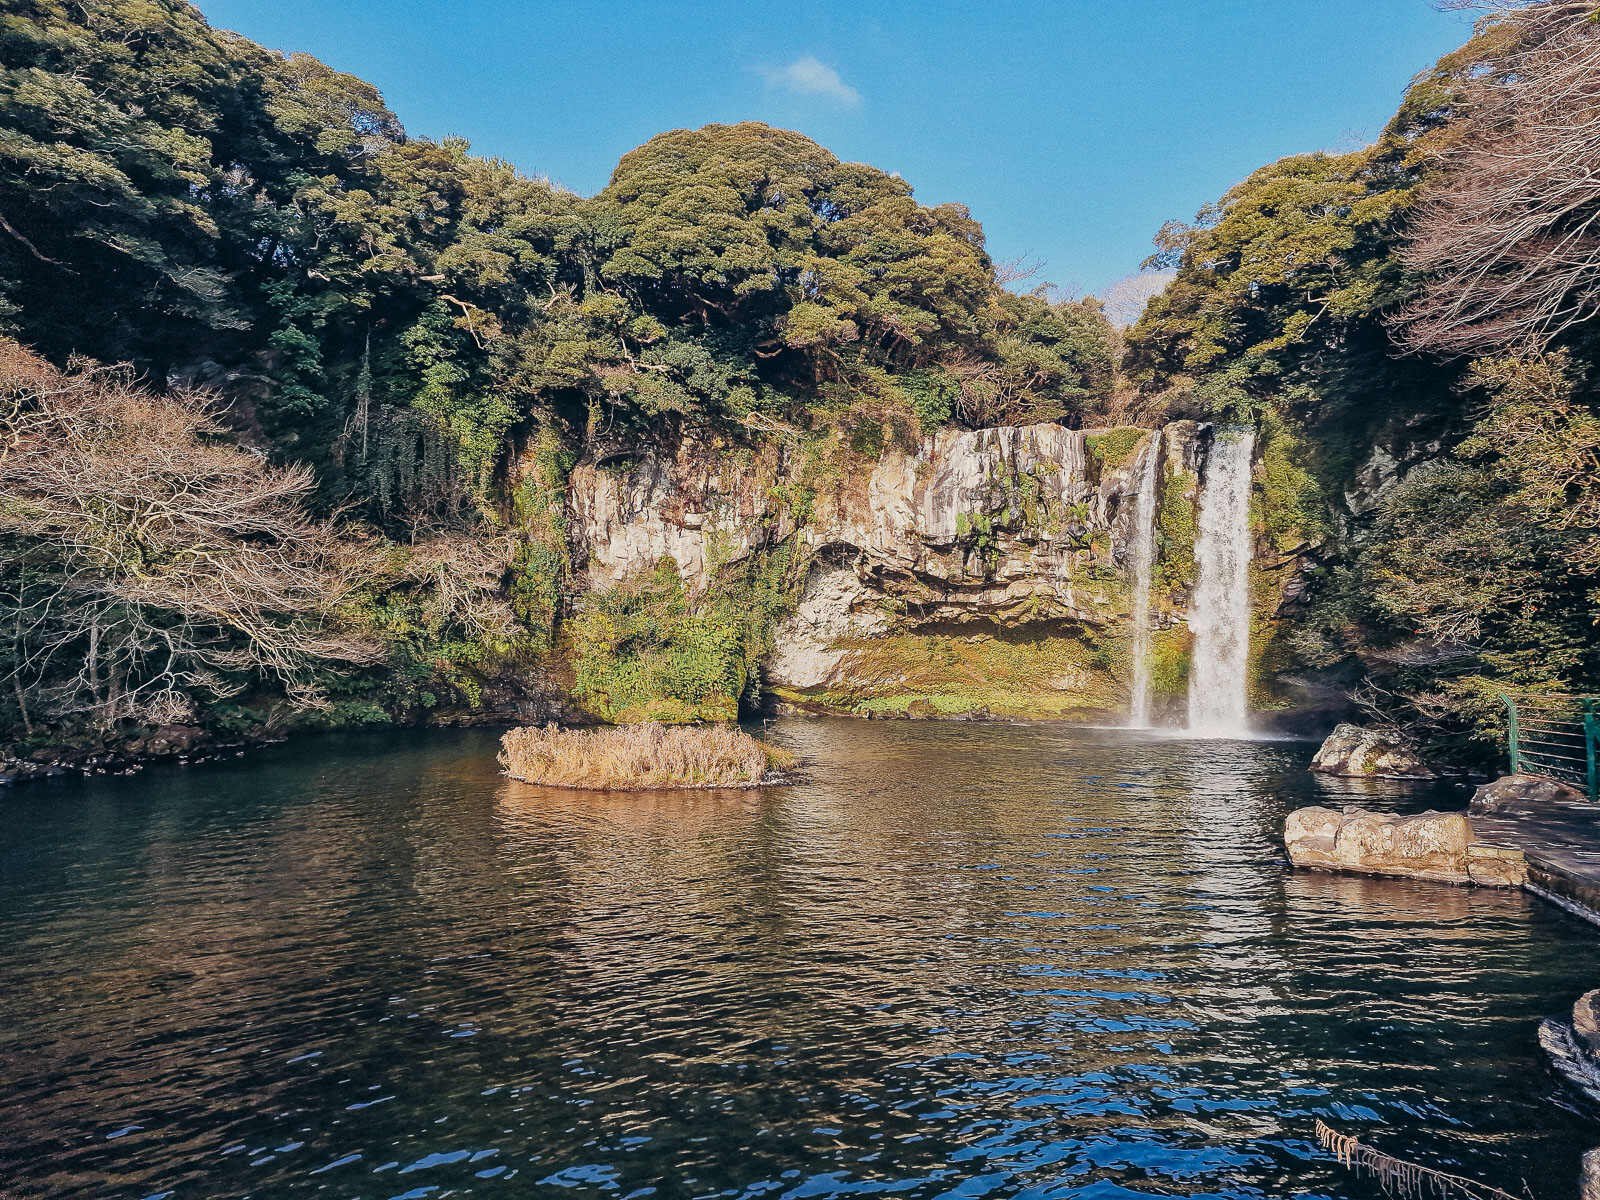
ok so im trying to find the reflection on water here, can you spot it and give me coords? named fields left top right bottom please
left=0, top=719, right=1593, bottom=1198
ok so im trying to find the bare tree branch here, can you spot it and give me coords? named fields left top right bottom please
left=1397, top=1, right=1600, bottom=356
left=0, top=342, right=380, bottom=734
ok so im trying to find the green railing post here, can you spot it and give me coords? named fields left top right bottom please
left=1585, top=698, right=1598, bottom=803
left=1503, top=694, right=1521, bottom=776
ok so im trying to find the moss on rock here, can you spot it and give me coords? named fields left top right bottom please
left=1253, top=412, right=1329, bottom=552
left=1087, top=426, right=1148, bottom=472
left=1156, top=468, right=1199, bottom=595
left=774, top=625, right=1127, bottom=719
left=1149, top=626, right=1191, bottom=699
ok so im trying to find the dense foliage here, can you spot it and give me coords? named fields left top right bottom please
left=0, top=0, right=1118, bottom=480
left=5, top=0, right=1598, bottom=769
left=0, top=0, right=1122, bottom=750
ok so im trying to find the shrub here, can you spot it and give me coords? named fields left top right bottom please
left=566, top=560, right=744, bottom=723
left=354, top=533, right=527, bottom=715
left=1087, top=426, right=1147, bottom=472
left=499, top=722, right=793, bottom=789
left=0, top=342, right=378, bottom=738
left=567, top=547, right=805, bottom=724
left=901, top=368, right=959, bottom=433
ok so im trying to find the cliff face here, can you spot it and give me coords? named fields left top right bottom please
left=564, top=421, right=1218, bottom=720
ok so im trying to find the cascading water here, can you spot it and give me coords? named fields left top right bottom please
left=1126, top=432, right=1162, bottom=728
left=1186, top=426, right=1255, bottom=737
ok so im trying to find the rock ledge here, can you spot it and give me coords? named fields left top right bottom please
left=1284, top=805, right=1525, bottom=887
left=1470, top=772, right=1589, bottom=814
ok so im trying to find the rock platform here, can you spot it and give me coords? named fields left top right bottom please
left=1286, top=775, right=1600, bottom=926
left=1284, top=806, right=1526, bottom=887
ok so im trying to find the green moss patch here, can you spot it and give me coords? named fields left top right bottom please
left=1087, top=426, right=1149, bottom=472
left=1156, top=468, right=1198, bottom=595
left=1148, top=626, right=1192, bottom=699
left=1253, top=412, right=1329, bottom=552
left=778, top=625, right=1130, bottom=719
left=567, top=547, right=805, bottom=724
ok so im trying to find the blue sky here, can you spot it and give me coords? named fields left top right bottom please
left=200, top=0, right=1477, bottom=296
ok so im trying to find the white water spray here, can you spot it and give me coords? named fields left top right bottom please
left=1127, top=432, right=1162, bottom=728
left=1186, top=427, right=1255, bottom=737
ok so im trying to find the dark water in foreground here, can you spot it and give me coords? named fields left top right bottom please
left=0, top=720, right=1596, bottom=1200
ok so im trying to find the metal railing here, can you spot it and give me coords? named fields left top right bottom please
left=1502, top=693, right=1600, bottom=801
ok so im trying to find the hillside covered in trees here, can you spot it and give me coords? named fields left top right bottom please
left=1, top=0, right=1597, bottom=770
left=0, top=0, right=1120, bottom=757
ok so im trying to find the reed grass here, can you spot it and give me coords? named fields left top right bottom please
left=499, top=722, right=794, bottom=790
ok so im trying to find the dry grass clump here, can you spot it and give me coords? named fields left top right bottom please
left=499, top=722, right=794, bottom=790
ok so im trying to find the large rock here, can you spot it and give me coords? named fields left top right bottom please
left=560, top=421, right=1212, bottom=709
left=1470, top=772, right=1589, bottom=814
left=1283, top=805, right=1525, bottom=886
left=1540, top=988, right=1600, bottom=1111
left=557, top=418, right=1341, bottom=721
left=1310, top=723, right=1434, bottom=779
left=765, top=562, right=886, bottom=690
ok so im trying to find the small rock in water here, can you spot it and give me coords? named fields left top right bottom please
left=1470, top=772, right=1588, bottom=814
left=1310, top=723, right=1434, bottom=779
left=1540, top=988, right=1600, bottom=1112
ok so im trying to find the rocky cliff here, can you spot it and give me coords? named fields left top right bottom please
left=562, top=420, right=1229, bottom=721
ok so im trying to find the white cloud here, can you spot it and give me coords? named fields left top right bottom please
left=759, top=55, right=860, bottom=106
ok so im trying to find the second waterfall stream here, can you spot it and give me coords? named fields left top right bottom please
left=1127, top=432, right=1162, bottom=728
left=1186, top=427, right=1255, bottom=737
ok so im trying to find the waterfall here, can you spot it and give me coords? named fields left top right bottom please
left=1127, top=432, right=1162, bottom=728
left=1186, top=426, right=1255, bottom=737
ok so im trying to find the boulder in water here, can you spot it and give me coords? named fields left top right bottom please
left=1470, top=772, right=1588, bottom=814
left=1310, top=723, right=1434, bottom=779
left=1540, top=988, right=1600, bottom=1110
left=1283, top=804, right=1525, bottom=886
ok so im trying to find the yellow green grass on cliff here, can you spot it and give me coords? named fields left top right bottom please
left=1086, top=427, right=1150, bottom=472
left=500, top=722, right=793, bottom=789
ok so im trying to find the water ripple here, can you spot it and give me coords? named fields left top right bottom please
left=0, top=719, right=1593, bottom=1198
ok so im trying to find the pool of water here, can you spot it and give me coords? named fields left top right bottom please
left=0, top=719, right=1595, bottom=1199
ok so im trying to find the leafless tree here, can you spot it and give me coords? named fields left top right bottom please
left=389, top=532, right=523, bottom=650
left=0, top=342, right=380, bottom=734
left=1397, top=1, right=1600, bottom=356
left=941, top=350, right=1064, bottom=429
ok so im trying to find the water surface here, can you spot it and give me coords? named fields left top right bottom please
left=0, top=719, right=1594, bottom=1198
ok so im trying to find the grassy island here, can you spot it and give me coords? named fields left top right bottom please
left=499, top=723, right=793, bottom=790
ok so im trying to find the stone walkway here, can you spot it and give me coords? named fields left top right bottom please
left=1474, top=796, right=1600, bottom=926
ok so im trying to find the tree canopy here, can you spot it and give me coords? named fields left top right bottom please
left=0, top=0, right=1128, bottom=750
left=0, top=5, right=1121, bottom=518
